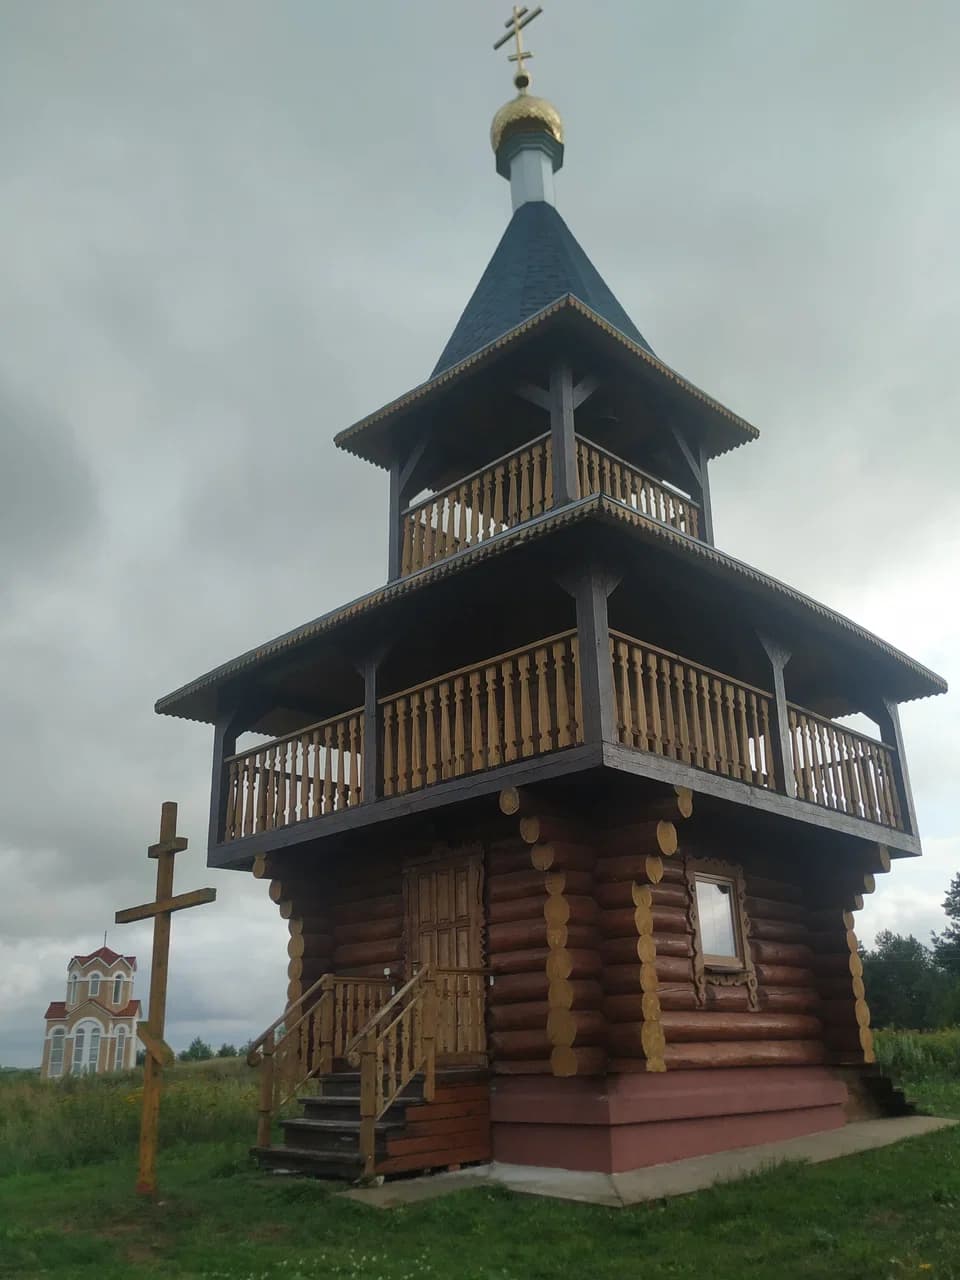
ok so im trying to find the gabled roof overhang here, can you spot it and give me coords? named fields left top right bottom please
left=334, top=296, right=759, bottom=474
left=156, top=496, right=946, bottom=731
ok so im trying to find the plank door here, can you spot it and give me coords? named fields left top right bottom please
left=403, top=853, right=486, bottom=1063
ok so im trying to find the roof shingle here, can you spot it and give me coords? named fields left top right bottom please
left=432, top=201, right=651, bottom=375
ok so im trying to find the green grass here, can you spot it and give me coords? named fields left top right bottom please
left=877, top=1028, right=960, bottom=1079
left=1, top=1057, right=959, bottom=1278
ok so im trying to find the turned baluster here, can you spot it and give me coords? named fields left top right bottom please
left=535, top=647, right=552, bottom=752
left=453, top=676, right=466, bottom=775
left=554, top=640, right=573, bottom=748
left=469, top=672, right=484, bottom=772
left=492, top=466, right=505, bottom=532
left=501, top=659, right=518, bottom=763
left=424, top=686, right=438, bottom=785
left=519, top=452, right=531, bottom=522
left=410, top=692, right=424, bottom=791
left=506, top=455, right=520, bottom=526
left=382, top=703, right=396, bottom=797
left=396, top=698, right=409, bottom=795
left=700, top=673, right=716, bottom=772
left=438, top=681, right=453, bottom=780
left=518, top=654, right=535, bottom=757
left=646, top=650, right=663, bottom=755
left=660, top=657, right=676, bottom=758
left=531, top=444, right=544, bottom=515
left=484, top=666, right=502, bottom=767
left=688, top=667, right=704, bottom=768
left=615, top=639, right=633, bottom=746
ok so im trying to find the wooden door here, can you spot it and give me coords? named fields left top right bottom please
left=403, top=851, right=486, bottom=1063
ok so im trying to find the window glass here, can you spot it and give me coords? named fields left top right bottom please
left=695, top=878, right=739, bottom=960
left=114, top=975, right=123, bottom=1004
left=49, top=1030, right=65, bottom=1076
left=68, top=975, right=78, bottom=1005
left=74, top=1027, right=85, bottom=1074
left=115, top=1029, right=127, bottom=1070
left=89, top=975, right=101, bottom=997
left=88, top=1028, right=101, bottom=1072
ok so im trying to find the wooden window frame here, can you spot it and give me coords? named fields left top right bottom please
left=686, top=858, right=759, bottom=1011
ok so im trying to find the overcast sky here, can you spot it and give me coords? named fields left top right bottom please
left=1, top=1, right=957, bottom=1067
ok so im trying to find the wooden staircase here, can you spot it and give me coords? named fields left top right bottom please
left=248, top=966, right=491, bottom=1181
left=254, top=1067, right=490, bottom=1180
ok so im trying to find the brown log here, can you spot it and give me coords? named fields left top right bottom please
left=490, top=1028, right=552, bottom=1060
left=650, top=884, right=690, bottom=910
left=656, top=983, right=700, bottom=1010
left=604, top=993, right=669, bottom=1024
left=818, top=974, right=867, bottom=1000
left=663, top=1040, right=826, bottom=1069
left=603, top=820, right=678, bottom=857
left=819, top=998, right=872, bottom=1028
left=809, top=952, right=863, bottom=978
left=490, top=947, right=551, bottom=976
left=529, top=841, right=597, bottom=873
left=751, top=940, right=815, bottom=967
left=603, top=963, right=676, bottom=995
left=489, top=1000, right=549, bottom=1032
left=287, top=915, right=331, bottom=938
left=755, top=964, right=816, bottom=988
left=332, top=916, right=400, bottom=947
left=334, top=894, right=403, bottom=927
left=595, top=863, right=686, bottom=897
left=489, top=895, right=548, bottom=925
left=543, top=895, right=599, bottom=929
left=824, top=1025, right=874, bottom=1054
left=489, top=973, right=602, bottom=1007
left=488, top=870, right=548, bottom=902
left=488, top=919, right=597, bottom=954
left=286, top=932, right=334, bottom=960
left=606, top=1022, right=668, bottom=1060
left=750, top=918, right=810, bottom=944
left=252, top=855, right=271, bottom=880
left=492, top=1059, right=552, bottom=1075
left=337, top=961, right=402, bottom=979
left=333, top=938, right=402, bottom=969
left=488, top=844, right=535, bottom=876
left=651, top=933, right=694, bottom=958
left=744, top=895, right=806, bottom=924
left=519, top=815, right=589, bottom=845
left=286, top=978, right=301, bottom=1003
left=289, top=958, right=331, bottom=984
left=806, top=907, right=856, bottom=931
left=661, top=1012, right=822, bottom=1043
left=599, top=905, right=690, bottom=941
left=550, top=1046, right=607, bottom=1077
left=544, top=948, right=603, bottom=981
left=546, top=1008, right=606, bottom=1047
left=807, top=929, right=857, bottom=951
left=741, top=875, right=802, bottom=903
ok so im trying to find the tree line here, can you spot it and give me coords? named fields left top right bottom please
left=862, top=871, right=960, bottom=1029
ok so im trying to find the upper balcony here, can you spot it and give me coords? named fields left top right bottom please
left=213, top=620, right=913, bottom=868
left=399, top=433, right=702, bottom=578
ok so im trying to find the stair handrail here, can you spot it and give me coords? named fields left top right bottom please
left=246, top=972, right=332, bottom=1068
left=353, top=965, right=438, bottom=1176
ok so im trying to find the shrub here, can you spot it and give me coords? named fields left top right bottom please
left=874, top=1027, right=960, bottom=1080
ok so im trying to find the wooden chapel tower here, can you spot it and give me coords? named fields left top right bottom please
left=157, top=13, right=946, bottom=1178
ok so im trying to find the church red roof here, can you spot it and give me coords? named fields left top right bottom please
left=44, top=997, right=141, bottom=1022
left=70, top=946, right=136, bottom=969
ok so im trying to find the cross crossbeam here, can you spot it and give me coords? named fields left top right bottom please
left=493, top=5, right=544, bottom=89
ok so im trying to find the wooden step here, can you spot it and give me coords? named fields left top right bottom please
left=281, top=1116, right=403, bottom=1155
left=318, top=1072, right=426, bottom=1101
left=299, top=1095, right=412, bottom=1124
left=253, top=1144, right=363, bottom=1180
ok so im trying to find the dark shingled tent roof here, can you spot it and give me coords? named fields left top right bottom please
left=432, top=201, right=652, bottom=376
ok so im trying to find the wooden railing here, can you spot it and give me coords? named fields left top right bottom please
left=380, top=630, right=582, bottom=797
left=789, top=707, right=903, bottom=830
left=354, top=967, right=438, bottom=1175
left=577, top=437, right=700, bottom=537
left=435, top=968, right=487, bottom=1058
left=610, top=631, right=775, bottom=787
left=247, top=974, right=392, bottom=1148
left=401, top=433, right=553, bottom=575
left=224, top=709, right=364, bottom=840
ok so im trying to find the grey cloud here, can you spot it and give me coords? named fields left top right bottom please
left=1, top=0, right=957, bottom=1064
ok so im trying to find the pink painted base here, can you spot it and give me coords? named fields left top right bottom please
left=491, top=1068, right=848, bottom=1173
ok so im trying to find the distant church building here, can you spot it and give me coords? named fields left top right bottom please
left=40, top=946, right=140, bottom=1078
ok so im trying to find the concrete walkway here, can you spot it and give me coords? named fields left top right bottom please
left=340, top=1115, right=955, bottom=1209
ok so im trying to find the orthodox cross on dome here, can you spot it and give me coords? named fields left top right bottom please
left=493, top=4, right=543, bottom=92
left=115, top=801, right=216, bottom=1196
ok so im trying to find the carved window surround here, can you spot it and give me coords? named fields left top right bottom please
left=685, top=857, right=759, bottom=1011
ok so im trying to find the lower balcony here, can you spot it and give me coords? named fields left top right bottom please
left=217, top=627, right=910, bottom=861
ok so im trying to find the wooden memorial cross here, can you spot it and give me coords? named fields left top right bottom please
left=115, top=801, right=216, bottom=1196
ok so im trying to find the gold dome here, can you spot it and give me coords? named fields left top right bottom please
left=490, top=92, right=564, bottom=154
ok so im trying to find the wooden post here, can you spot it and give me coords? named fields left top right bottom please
left=257, top=1030, right=276, bottom=1149
left=208, top=712, right=239, bottom=850
left=549, top=361, right=579, bottom=506
left=422, top=971, right=437, bottom=1103
left=871, top=698, right=918, bottom=835
left=561, top=564, right=620, bottom=744
left=115, top=802, right=216, bottom=1197
left=359, top=1028, right=378, bottom=1176
left=668, top=424, right=714, bottom=544
left=388, top=434, right=430, bottom=582
left=757, top=633, right=795, bottom=798
left=355, top=646, right=389, bottom=804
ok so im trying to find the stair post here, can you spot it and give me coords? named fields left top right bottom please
left=359, top=1028, right=378, bottom=1177
left=422, top=971, right=437, bottom=1103
left=318, top=982, right=334, bottom=1075
left=257, top=1030, right=276, bottom=1149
